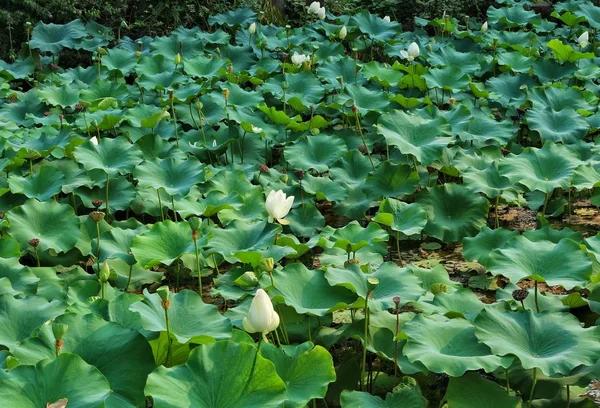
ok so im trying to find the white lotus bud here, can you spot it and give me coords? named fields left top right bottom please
left=481, top=21, right=488, bottom=33
left=90, top=136, right=99, bottom=145
left=242, top=289, right=280, bottom=337
left=308, top=1, right=320, bottom=14
left=339, top=26, right=347, bottom=40
left=252, top=125, right=263, bottom=133
left=265, top=189, right=294, bottom=225
left=291, top=52, right=309, bottom=66
left=383, top=16, right=391, bottom=22
left=249, top=22, right=256, bottom=35
left=317, top=6, right=326, bottom=20
left=408, top=42, right=420, bottom=59
left=578, top=31, right=589, bottom=48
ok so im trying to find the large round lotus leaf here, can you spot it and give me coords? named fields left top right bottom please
left=287, top=203, right=326, bottom=237
left=285, top=135, right=347, bottom=173
left=8, top=166, right=65, bottom=201
left=7, top=199, right=81, bottom=253
left=376, top=110, right=452, bottom=166
left=363, top=162, right=419, bottom=199
left=416, top=184, right=490, bottom=243
left=263, top=72, right=324, bottom=110
left=336, top=83, right=390, bottom=114
left=0, top=294, right=66, bottom=351
left=500, top=142, right=581, bottom=194
left=487, top=4, right=540, bottom=26
left=135, top=157, right=204, bottom=197
left=403, top=314, right=513, bottom=377
left=75, top=175, right=136, bottom=212
left=474, top=309, right=600, bottom=376
left=325, top=263, right=423, bottom=310
left=73, top=136, right=143, bottom=177
left=496, top=283, right=568, bottom=313
left=462, top=227, right=519, bottom=265
left=428, top=47, right=480, bottom=74
left=407, top=264, right=462, bottom=294
left=184, top=55, right=227, bottom=78
left=443, top=372, right=522, bottom=408
left=422, top=66, right=470, bottom=92
left=38, top=85, right=80, bottom=108
left=0, top=258, right=38, bottom=295
left=318, top=57, right=366, bottom=90
left=92, top=226, right=138, bottom=265
left=329, top=150, right=373, bottom=188
left=206, top=220, right=285, bottom=264
left=130, top=289, right=232, bottom=344
left=462, top=162, right=513, bottom=199
left=373, top=198, right=427, bottom=236
left=340, top=385, right=426, bottom=408
left=260, top=342, right=336, bottom=408
left=302, top=174, right=349, bottom=203
left=327, top=221, right=388, bottom=253
left=131, top=220, right=207, bottom=268
left=0, top=353, right=111, bottom=408
left=101, top=48, right=137, bottom=74
left=349, top=11, right=401, bottom=42
left=145, top=340, right=286, bottom=408
left=460, top=113, right=515, bottom=146
left=29, top=20, right=87, bottom=53
left=526, top=107, right=589, bottom=144
left=486, top=236, right=592, bottom=288
left=522, top=226, right=581, bottom=244
left=12, top=313, right=155, bottom=407
left=271, top=263, right=358, bottom=316
left=415, top=289, right=487, bottom=320
left=208, top=8, right=256, bottom=26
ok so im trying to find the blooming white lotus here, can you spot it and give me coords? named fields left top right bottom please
left=383, top=16, right=391, bottom=22
left=265, top=189, right=294, bottom=225
left=339, top=26, right=347, bottom=40
left=308, top=1, right=320, bottom=14
left=291, top=52, right=310, bottom=66
left=251, top=125, right=263, bottom=133
left=481, top=21, right=488, bottom=33
left=90, top=136, right=99, bottom=145
left=317, top=6, right=326, bottom=19
left=578, top=31, right=589, bottom=48
left=249, top=22, right=256, bottom=35
left=400, top=42, right=420, bottom=62
left=243, top=289, right=280, bottom=339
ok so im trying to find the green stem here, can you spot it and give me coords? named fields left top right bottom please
left=276, top=305, right=290, bottom=344
left=101, top=280, right=106, bottom=299
left=566, top=385, right=570, bottom=408
left=83, top=111, right=91, bottom=138
left=95, top=221, right=101, bottom=272
left=105, top=174, right=110, bottom=217
left=189, top=103, right=200, bottom=130
left=393, top=303, right=400, bottom=387
left=528, top=368, right=538, bottom=407
left=239, top=131, right=246, bottom=163
left=171, top=99, right=179, bottom=147
left=506, top=368, right=511, bottom=394
left=355, top=112, right=375, bottom=170
left=542, top=193, right=549, bottom=215
left=125, top=264, right=133, bottom=292
left=164, top=306, right=172, bottom=366
left=307, top=315, right=312, bottom=343
left=534, top=281, right=540, bottom=313
left=193, top=237, right=201, bottom=294
left=175, top=260, right=180, bottom=292
left=361, top=293, right=370, bottom=391
left=495, top=196, right=500, bottom=229
left=396, top=231, right=402, bottom=265
left=171, top=195, right=177, bottom=222
left=33, top=246, right=40, bottom=267
left=157, top=190, right=165, bottom=221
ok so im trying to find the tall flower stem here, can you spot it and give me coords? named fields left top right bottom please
left=193, top=234, right=201, bottom=294
left=163, top=302, right=172, bottom=366
left=534, top=281, right=540, bottom=313
left=157, top=190, right=165, bottom=221
left=174, top=260, right=180, bottom=292
left=171, top=195, right=177, bottom=222
left=125, top=264, right=133, bottom=292
left=396, top=231, right=402, bottom=265
left=355, top=111, right=375, bottom=170
left=95, top=221, right=101, bottom=272
left=360, top=292, right=370, bottom=391
left=33, top=246, right=40, bottom=267
left=528, top=368, right=538, bottom=407
left=105, top=174, right=110, bottom=216
left=393, top=301, right=400, bottom=386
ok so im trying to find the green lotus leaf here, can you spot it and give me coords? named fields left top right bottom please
left=340, top=384, right=426, bottom=408
left=486, top=236, right=592, bottom=288
left=0, top=57, right=35, bottom=80
left=462, top=227, right=519, bottom=265
left=373, top=198, right=427, bottom=236
left=546, top=39, right=595, bottom=62
left=459, top=113, right=515, bottom=146
left=131, top=220, right=206, bottom=268
left=486, top=73, right=537, bottom=106
left=318, top=57, right=366, bottom=90
left=209, top=8, right=256, bottom=26
left=0, top=294, right=66, bottom=351
left=325, top=262, right=423, bottom=309
left=422, top=66, right=470, bottom=92
left=184, top=55, right=227, bottom=78
left=328, top=221, right=389, bottom=253
left=73, top=136, right=143, bottom=177
left=263, top=72, right=324, bottom=110
left=417, top=288, right=487, bottom=320
left=302, top=174, right=348, bottom=203
left=496, top=283, right=568, bottom=313
left=29, top=20, right=87, bottom=54
left=287, top=203, right=326, bottom=237
left=329, top=151, right=373, bottom=188
left=102, top=48, right=137, bottom=74
left=526, top=107, right=589, bottom=144
left=522, top=226, right=581, bottom=244
left=92, top=226, right=138, bottom=265
left=0, top=353, right=111, bottom=408
left=497, top=50, right=534, bottom=73
left=474, top=309, right=600, bottom=376
left=403, top=314, right=513, bottom=376
left=75, top=175, right=136, bottom=212
left=206, top=220, right=280, bottom=263
left=416, top=184, right=490, bottom=243
left=462, top=162, right=513, bottom=199
left=130, top=289, right=232, bottom=344
left=575, top=2, right=600, bottom=29
left=0, top=258, right=38, bottom=295
left=349, top=11, right=401, bottom=42
left=487, top=5, right=540, bottom=26
left=428, top=47, right=480, bottom=74
left=12, top=313, right=155, bottom=407
left=363, top=162, right=419, bottom=199
left=443, top=372, right=522, bottom=408
left=336, top=83, right=390, bottom=114
left=408, top=264, right=462, bottom=294
left=38, top=85, right=80, bottom=108
left=7, top=199, right=81, bottom=253
left=271, top=263, right=358, bottom=316
left=261, top=342, right=336, bottom=408
left=146, top=340, right=286, bottom=407
left=135, top=157, right=204, bottom=198
left=285, top=135, right=347, bottom=173
left=376, top=110, right=452, bottom=166
left=8, top=166, right=65, bottom=201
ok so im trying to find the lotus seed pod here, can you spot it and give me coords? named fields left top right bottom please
left=431, top=283, right=447, bottom=295
left=29, top=238, right=40, bottom=248
left=393, top=296, right=401, bottom=305
left=188, top=216, right=201, bottom=232
left=259, top=164, right=270, bottom=173
left=310, top=128, right=320, bottom=136
left=92, top=200, right=103, bottom=209
left=367, top=277, right=380, bottom=292
left=52, top=323, right=68, bottom=341
left=259, top=257, right=275, bottom=273
left=157, top=285, right=170, bottom=302
left=343, top=258, right=361, bottom=268
left=294, top=169, right=304, bottom=180
left=97, top=47, right=108, bottom=56
left=512, top=288, right=529, bottom=302
left=280, top=174, right=289, bottom=183
left=194, top=101, right=203, bottom=110
left=24, top=21, right=32, bottom=29
left=89, top=211, right=105, bottom=223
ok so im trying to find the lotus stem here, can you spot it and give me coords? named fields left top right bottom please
left=506, top=368, right=511, bottom=393
left=566, top=385, right=570, bottom=408
left=542, top=193, right=549, bottom=215
left=33, top=246, right=40, bottom=267
left=100, top=280, right=106, bottom=299
left=193, top=236, right=201, bottom=294
left=241, top=337, right=263, bottom=395
left=163, top=303, right=172, bottom=366
left=95, top=221, right=101, bottom=272
left=170, top=98, right=179, bottom=147
left=355, top=111, right=375, bottom=170
left=29, top=158, right=34, bottom=174
left=361, top=292, right=370, bottom=391
left=189, top=103, right=200, bottom=130
left=393, top=302, right=400, bottom=387
left=125, top=264, right=133, bottom=292
left=534, top=281, right=540, bottom=313
left=105, top=173, right=110, bottom=216
left=528, top=368, right=538, bottom=407
left=157, top=190, right=165, bottom=221
left=567, top=188, right=572, bottom=219
left=307, top=315, right=312, bottom=343
left=396, top=231, right=402, bottom=265
left=276, top=304, right=290, bottom=344
left=174, top=260, right=180, bottom=292
left=495, top=196, right=500, bottom=228
left=83, top=111, right=91, bottom=138
left=171, top=195, right=177, bottom=222
left=273, top=327, right=281, bottom=347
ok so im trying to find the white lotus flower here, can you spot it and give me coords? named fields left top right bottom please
left=317, top=6, right=326, bottom=20
left=578, top=31, right=589, bottom=48
left=308, top=1, right=320, bottom=14
left=339, top=26, right=347, bottom=40
left=291, top=52, right=309, bottom=66
left=481, top=21, right=488, bottom=33
left=401, top=42, right=420, bottom=62
left=90, top=136, right=99, bottom=145
left=242, top=289, right=280, bottom=339
left=251, top=125, right=263, bottom=133
left=212, top=139, right=217, bottom=147
left=249, top=22, right=256, bottom=35
left=265, top=189, right=294, bottom=225
left=383, top=16, right=391, bottom=22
